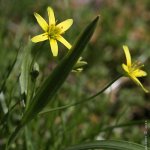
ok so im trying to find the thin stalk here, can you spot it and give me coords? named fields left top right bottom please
left=5, top=125, right=22, bottom=150
left=39, top=75, right=122, bottom=115
left=0, top=44, right=21, bottom=93
left=100, top=120, right=150, bottom=132
left=0, top=99, right=20, bottom=126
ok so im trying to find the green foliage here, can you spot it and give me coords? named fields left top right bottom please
left=7, top=15, right=99, bottom=148
left=0, top=1, right=150, bottom=150
left=66, top=140, right=148, bottom=150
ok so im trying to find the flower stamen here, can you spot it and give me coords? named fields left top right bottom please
left=129, top=61, right=143, bottom=73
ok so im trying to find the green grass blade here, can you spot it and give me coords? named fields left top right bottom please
left=100, top=120, right=150, bottom=132
left=26, top=62, right=39, bottom=108
left=65, top=140, right=148, bottom=150
left=19, top=43, right=32, bottom=97
left=19, top=42, right=32, bottom=108
left=24, top=126, right=34, bottom=150
left=7, top=15, right=100, bottom=146
left=0, top=46, right=20, bottom=93
left=19, top=41, right=38, bottom=109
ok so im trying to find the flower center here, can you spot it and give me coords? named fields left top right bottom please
left=129, top=61, right=143, bottom=73
left=48, top=25, right=61, bottom=39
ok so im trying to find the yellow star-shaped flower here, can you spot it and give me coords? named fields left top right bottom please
left=31, top=6, right=73, bottom=57
left=122, top=45, right=149, bottom=93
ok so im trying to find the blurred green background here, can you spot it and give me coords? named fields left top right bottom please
left=0, top=0, right=150, bottom=149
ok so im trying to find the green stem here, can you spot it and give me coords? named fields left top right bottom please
left=100, top=120, right=150, bottom=132
left=0, top=100, right=20, bottom=126
left=39, top=74, right=122, bottom=115
left=0, top=44, right=21, bottom=93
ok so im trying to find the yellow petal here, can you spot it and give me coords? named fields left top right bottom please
left=31, top=33, right=48, bottom=43
left=56, top=19, right=73, bottom=33
left=57, top=35, right=71, bottom=49
left=130, top=75, right=149, bottom=93
left=47, top=7, right=55, bottom=25
left=49, top=39, right=58, bottom=56
left=132, top=69, right=147, bottom=77
left=34, top=13, right=48, bottom=31
left=122, top=63, right=129, bottom=73
left=123, top=45, right=131, bottom=67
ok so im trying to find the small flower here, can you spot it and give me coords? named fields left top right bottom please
left=31, top=6, right=73, bottom=57
left=122, top=45, right=149, bottom=93
left=72, top=57, right=87, bottom=72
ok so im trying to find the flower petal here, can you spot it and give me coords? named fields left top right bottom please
left=57, top=35, right=71, bottom=49
left=47, top=7, right=55, bottom=25
left=132, top=69, right=147, bottom=77
left=130, top=75, right=149, bottom=93
left=31, top=33, right=48, bottom=43
left=49, top=39, right=58, bottom=56
left=56, top=19, right=73, bottom=33
left=122, top=63, right=129, bottom=73
left=34, top=13, right=48, bottom=31
left=123, top=45, right=131, bottom=67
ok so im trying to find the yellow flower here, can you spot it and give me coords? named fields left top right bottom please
left=122, top=45, right=149, bottom=93
left=31, top=6, right=73, bottom=57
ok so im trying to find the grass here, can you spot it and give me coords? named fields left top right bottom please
left=0, top=0, right=150, bottom=149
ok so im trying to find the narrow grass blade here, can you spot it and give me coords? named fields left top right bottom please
left=19, top=45, right=31, bottom=96
left=0, top=46, right=20, bottom=93
left=0, top=46, right=20, bottom=127
left=7, top=15, right=100, bottom=146
left=25, top=126, right=34, bottom=150
left=65, top=140, right=148, bottom=150
left=19, top=42, right=32, bottom=106
left=19, top=41, right=38, bottom=109
left=100, top=120, right=150, bottom=132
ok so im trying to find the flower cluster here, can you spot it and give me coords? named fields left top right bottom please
left=31, top=6, right=149, bottom=92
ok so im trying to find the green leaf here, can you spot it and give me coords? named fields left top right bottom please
left=26, top=61, right=39, bottom=106
left=19, top=41, right=39, bottom=109
left=7, top=15, right=100, bottom=146
left=65, top=140, right=148, bottom=150
left=19, top=42, right=32, bottom=96
left=24, top=126, right=34, bottom=150
left=0, top=46, right=20, bottom=93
